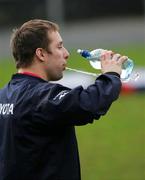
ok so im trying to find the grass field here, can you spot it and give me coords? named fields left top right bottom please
left=77, top=94, right=145, bottom=180
left=0, top=45, right=145, bottom=180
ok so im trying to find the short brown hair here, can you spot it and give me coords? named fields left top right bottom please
left=10, top=19, right=59, bottom=69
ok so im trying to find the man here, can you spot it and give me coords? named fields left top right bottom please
left=0, top=19, right=127, bottom=180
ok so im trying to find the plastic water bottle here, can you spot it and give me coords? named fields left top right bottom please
left=77, top=49, right=134, bottom=81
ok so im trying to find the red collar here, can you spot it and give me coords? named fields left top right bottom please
left=18, top=72, right=42, bottom=79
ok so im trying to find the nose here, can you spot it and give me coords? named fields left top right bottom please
left=64, top=48, right=70, bottom=60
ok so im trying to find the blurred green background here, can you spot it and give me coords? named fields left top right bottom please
left=0, top=45, right=145, bottom=180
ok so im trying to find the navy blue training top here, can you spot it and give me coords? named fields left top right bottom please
left=0, top=72, right=121, bottom=180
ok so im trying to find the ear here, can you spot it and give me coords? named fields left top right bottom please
left=35, top=48, right=46, bottom=62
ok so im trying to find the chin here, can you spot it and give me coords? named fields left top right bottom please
left=50, top=74, right=63, bottom=81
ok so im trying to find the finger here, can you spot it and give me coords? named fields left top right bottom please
left=112, top=53, right=121, bottom=61
left=118, top=56, right=128, bottom=65
left=100, top=50, right=108, bottom=60
left=108, top=51, right=115, bottom=60
left=100, top=50, right=113, bottom=61
left=107, top=50, right=114, bottom=59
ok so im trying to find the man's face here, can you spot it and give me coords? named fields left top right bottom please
left=44, top=31, right=69, bottom=81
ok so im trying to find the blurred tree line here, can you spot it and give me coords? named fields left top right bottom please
left=0, top=0, right=144, bottom=26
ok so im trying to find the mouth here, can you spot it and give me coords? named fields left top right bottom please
left=63, top=64, right=67, bottom=70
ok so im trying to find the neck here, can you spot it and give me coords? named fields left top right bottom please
left=18, top=66, right=48, bottom=81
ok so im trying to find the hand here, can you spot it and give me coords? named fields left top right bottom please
left=100, top=50, right=128, bottom=75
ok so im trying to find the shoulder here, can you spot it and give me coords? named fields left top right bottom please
left=31, top=82, right=72, bottom=102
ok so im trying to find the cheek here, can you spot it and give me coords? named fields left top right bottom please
left=54, top=55, right=63, bottom=66
left=46, top=52, right=63, bottom=69
left=47, top=59, right=59, bottom=71
left=55, top=55, right=62, bottom=63
left=54, top=50, right=63, bottom=59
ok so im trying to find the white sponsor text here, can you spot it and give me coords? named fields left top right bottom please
left=0, top=103, right=14, bottom=115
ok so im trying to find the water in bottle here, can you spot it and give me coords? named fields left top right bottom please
left=77, top=49, right=134, bottom=81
